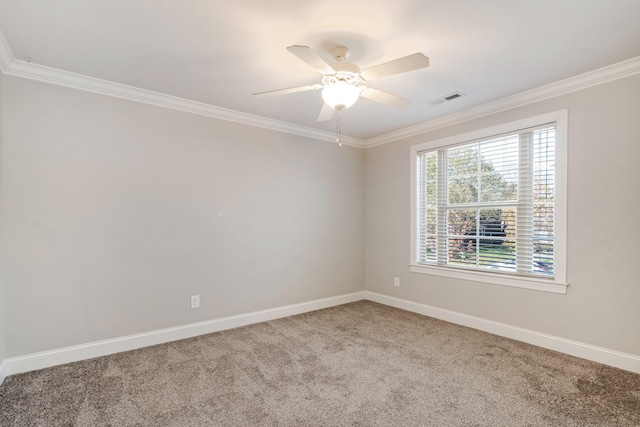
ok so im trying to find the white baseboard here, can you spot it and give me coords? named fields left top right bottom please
left=365, top=291, right=640, bottom=374
left=0, top=359, right=7, bottom=385
left=2, top=291, right=365, bottom=377
left=3, top=290, right=638, bottom=380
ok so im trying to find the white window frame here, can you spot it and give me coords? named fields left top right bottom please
left=410, top=110, right=568, bottom=294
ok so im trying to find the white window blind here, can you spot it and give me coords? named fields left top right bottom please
left=416, top=124, right=556, bottom=278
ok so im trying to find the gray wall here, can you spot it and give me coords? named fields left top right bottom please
left=2, top=76, right=365, bottom=357
left=365, top=73, right=640, bottom=357
left=0, top=70, right=5, bottom=367
left=3, top=68, right=639, bottom=362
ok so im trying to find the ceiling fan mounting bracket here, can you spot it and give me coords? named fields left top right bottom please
left=331, top=46, right=350, bottom=62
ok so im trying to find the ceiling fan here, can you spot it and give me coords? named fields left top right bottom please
left=253, top=45, right=430, bottom=123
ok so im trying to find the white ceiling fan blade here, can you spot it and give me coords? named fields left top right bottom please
left=253, top=84, right=322, bottom=97
left=360, top=87, right=412, bottom=108
left=287, top=45, right=336, bottom=75
left=360, top=53, right=430, bottom=81
left=316, top=103, right=334, bottom=121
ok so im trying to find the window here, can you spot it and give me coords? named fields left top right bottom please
left=410, top=111, right=567, bottom=293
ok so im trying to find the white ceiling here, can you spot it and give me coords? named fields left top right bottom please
left=1, top=0, right=639, bottom=141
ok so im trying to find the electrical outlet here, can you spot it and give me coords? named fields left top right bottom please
left=393, top=277, right=400, bottom=287
left=190, top=295, right=200, bottom=309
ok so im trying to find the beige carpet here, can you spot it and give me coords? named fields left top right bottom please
left=1, top=301, right=639, bottom=426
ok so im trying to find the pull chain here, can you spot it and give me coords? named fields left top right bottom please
left=336, top=109, right=343, bottom=147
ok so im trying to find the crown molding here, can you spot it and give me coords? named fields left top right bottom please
left=365, top=55, right=640, bottom=148
left=2, top=58, right=366, bottom=148
left=1, top=18, right=638, bottom=151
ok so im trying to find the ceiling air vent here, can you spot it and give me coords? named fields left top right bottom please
left=429, top=91, right=465, bottom=106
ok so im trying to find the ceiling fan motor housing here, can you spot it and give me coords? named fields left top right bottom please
left=322, top=69, right=361, bottom=87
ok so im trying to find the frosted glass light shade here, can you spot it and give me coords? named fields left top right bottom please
left=322, top=82, right=360, bottom=109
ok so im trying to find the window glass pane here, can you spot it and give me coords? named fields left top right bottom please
left=425, top=152, right=437, bottom=181
left=418, top=152, right=438, bottom=263
left=478, top=208, right=510, bottom=239
left=448, top=176, right=478, bottom=204
left=447, top=237, right=477, bottom=267
left=478, top=208, right=516, bottom=269
left=425, top=208, right=437, bottom=235
left=533, top=127, right=555, bottom=276
left=447, top=208, right=477, bottom=265
left=480, top=240, right=516, bottom=270
left=533, top=239, right=554, bottom=275
left=533, top=203, right=554, bottom=236
left=448, top=144, right=478, bottom=176
left=447, top=144, right=479, bottom=205
left=426, top=181, right=436, bottom=206
left=480, top=172, right=517, bottom=202
left=447, top=208, right=476, bottom=237
left=421, top=207, right=437, bottom=262
left=422, top=235, right=437, bottom=261
left=479, top=136, right=519, bottom=202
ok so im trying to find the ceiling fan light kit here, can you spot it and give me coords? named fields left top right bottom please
left=254, top=44, right=430, bottom=145
left=321, top=80, right=362, bottom=110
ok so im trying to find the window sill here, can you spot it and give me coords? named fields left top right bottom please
left=409, top=264, right=568, bottom=294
